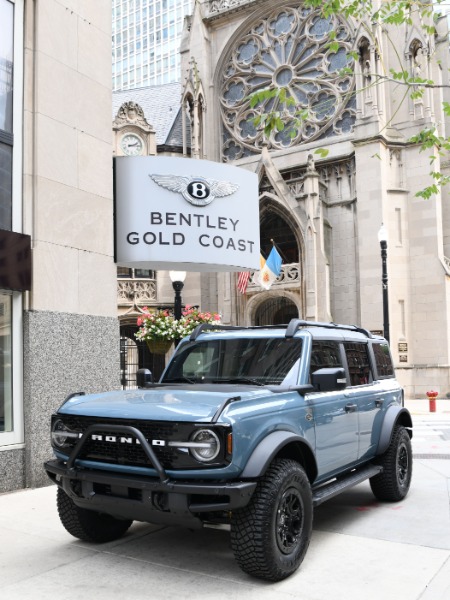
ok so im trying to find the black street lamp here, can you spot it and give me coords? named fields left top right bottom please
left=169, top=271, right=186, bottom=321
left=377, top=224, right=390, bottom=343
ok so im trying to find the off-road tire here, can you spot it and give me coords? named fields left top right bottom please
left=230, top=458, right=313, bottom=582
left=370, top=425, right=412, bottom=502
left=57, top=487, right=133, bottom=543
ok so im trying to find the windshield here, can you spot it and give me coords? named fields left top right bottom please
left=161, top=337, right=302, bottom=386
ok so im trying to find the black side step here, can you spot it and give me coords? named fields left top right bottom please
left=312, top=465, right=382, bottom=507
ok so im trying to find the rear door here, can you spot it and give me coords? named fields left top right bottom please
left=342, top=341, right=383, bottom=460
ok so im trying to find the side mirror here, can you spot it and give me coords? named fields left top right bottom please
left=311, top=367, right=346, bottom=392
left=136, top=368, right=153, bottom=388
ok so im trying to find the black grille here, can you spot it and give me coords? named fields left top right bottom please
left=55, top=415, right=228, bottom=470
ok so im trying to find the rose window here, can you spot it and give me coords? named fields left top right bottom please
left=220, top=4, right=356, bottom=161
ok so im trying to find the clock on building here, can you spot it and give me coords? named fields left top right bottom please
left=120, top=133, right=144, bottom=156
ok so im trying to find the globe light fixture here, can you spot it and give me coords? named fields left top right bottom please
left=169, top=271, right=187, bottom=321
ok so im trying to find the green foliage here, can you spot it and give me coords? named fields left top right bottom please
left=315, top=148, right=330, bottom=158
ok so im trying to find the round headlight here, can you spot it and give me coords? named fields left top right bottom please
left=52, top=419, right=76, bottom=448
left=189, top=429, right=220, bottom=462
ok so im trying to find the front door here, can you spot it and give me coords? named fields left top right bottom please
left=307, top=340, right=359, bottom=478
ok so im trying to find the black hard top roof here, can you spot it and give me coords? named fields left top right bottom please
left=190, top=319, right=384, bottom=342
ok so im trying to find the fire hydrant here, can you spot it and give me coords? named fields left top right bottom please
left=426, top=390, right=438, bottom=413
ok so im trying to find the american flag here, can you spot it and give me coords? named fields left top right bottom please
left=237, top=271, right=251, bottom=294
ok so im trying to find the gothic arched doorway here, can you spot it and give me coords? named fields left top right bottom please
left=254, top=297, right=299, bottom=326
left=260, top=207, right=299, bottom=264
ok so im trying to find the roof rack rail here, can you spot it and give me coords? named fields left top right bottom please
left=285, top=319, right=373, bottom=339
left=189, top=320, right=374, bottom=342
left=189, top=323, right=243, bottom=341
left=189, top=322, right=288, bottom=341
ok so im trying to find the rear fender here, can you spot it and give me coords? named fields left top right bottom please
left=376, top=406, right=413, bottom=455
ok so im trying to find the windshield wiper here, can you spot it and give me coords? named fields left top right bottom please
left=162, top=376, right=200, bottom=384
left=212, top=377, right=265, bottom=386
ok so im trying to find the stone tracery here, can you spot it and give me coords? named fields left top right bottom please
left=220, top=4, right=356, bottom=160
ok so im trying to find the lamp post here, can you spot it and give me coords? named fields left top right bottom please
left=377, top=224, right=390, bottom=343
left=169, top=271, right=186, bottom=321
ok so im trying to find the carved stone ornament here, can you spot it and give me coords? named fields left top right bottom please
left=113, top=101, right=153, bottom=130
left=220, top=3, right=356, bottom=161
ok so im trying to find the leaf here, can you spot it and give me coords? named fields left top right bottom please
left=327, top=41, right=340, bottom=53
left=314, top=148, right=329, bottom=158
left=415, top=184, right=438, bottom=199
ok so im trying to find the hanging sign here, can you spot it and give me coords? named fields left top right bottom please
left=114, top=156, right=260, bottom=272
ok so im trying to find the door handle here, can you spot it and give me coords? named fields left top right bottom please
left=345, top=403, right=357, bottom=413
left=375, top=399, right=384, bottom=408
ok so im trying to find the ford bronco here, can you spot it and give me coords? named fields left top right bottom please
left=45, top=319, right=413, bottom=581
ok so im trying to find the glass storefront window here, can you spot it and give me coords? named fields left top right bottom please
left=0, top=0, right=14, bottom=231
left=0, top=0, right=14, bottom=134
left=0, top=0, right=24, bottom=447
left=0, top=293, right=12, bottom=432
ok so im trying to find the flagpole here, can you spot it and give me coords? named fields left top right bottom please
left=270, top=238, right=289, bottom=264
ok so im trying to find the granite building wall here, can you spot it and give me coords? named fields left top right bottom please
left=0, top=1, right=118, bottom=492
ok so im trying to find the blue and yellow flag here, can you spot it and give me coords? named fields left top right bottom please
left=255, top=246, right=282, bottom=290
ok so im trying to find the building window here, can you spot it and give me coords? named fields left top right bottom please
left=0, top=0, right=24, bottom=447
left=0, top=293, right=12, bottom=433
left=117, top=267, right=156, bottom=279
left=220, top=5, right=356, bottom=160
left=0, top=0, right=14, bottom=231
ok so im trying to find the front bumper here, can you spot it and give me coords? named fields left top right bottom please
left=45, top=459, right=256, bottom=528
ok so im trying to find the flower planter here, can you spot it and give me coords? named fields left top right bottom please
left=146, top=340, right=173, bottom=355
left=136, top=306, right=221, bottom=355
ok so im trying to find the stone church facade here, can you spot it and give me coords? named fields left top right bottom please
left=178, top=0, right=450, bottom=398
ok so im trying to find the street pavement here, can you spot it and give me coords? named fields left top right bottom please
left=1, top=399, right=449, bottom=600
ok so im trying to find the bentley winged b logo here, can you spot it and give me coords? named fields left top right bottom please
left=150, top=174, right=239, bottom=206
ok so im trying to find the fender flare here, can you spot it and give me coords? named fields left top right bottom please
left=376, top=406, right=413, bottom=455
left=240, top=430, right=317, bottom=480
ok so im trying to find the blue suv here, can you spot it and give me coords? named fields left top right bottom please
left=45, top=319, right=413, bottom=581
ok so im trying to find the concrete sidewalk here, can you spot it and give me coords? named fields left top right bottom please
left=405, top=397, right=450, bottom=415
left=1, top=407, right=449, bottom=599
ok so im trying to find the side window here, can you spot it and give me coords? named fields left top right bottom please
left=309, top=340, right=343, bottom=382
left=372, top=342, right=394, bottom=378
left=344, top=342, right=373, bottom=386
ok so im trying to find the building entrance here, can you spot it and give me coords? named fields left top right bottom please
left=254, top=297, right=299, bottom=326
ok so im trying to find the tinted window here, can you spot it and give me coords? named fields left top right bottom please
left=372, top=342, right=394, bottom=378
left=162, top=337, right=302, bottom=385
left=309, top=340, right=342, bottom=381
left=344, top=342, right=373, bottom=386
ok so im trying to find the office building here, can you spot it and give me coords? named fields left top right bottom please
left=1, top=0, right=117, bottom=493
left=112, top=0, right=193, bottom=90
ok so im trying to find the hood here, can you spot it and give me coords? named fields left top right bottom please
left=58, top=385, right=272, bottom=422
